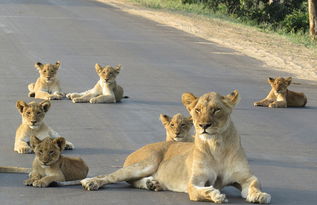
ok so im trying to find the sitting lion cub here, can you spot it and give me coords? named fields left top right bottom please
left=66, top=64, right=124, bottom=103
left=24, top=136, right=88, bottom=188
left=15, top=100, right=74, bottom=154
left=254, top=77, right=307, bottom=108
left=28, top=61, right=65, bottom=100
left=160, top=113, right=193, bottom=142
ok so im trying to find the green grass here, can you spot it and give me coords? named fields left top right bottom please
left=128, top=0, right=317, bottom=49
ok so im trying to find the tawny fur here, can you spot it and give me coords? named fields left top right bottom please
left=160, top=113, right=193, bottom=142
left=254, top=77, right=307, bottom=108
left=14, top=100, right=74, bottom=154
left=24, top=136, right=88, bottom=188
left=28, top=61, right=65, bottom=100
left=66, top=64, right=124, bottom=104
left=81, top=90, right=271, bottom=204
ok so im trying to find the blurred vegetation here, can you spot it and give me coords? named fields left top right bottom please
left=130, top=0, right=316, bottom=48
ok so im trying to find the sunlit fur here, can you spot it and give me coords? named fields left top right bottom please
left=254, top=77, right=307, bottom=108
left=80, top=90, right=271, bottom=204
left=28, top=61, right=65, bottom=100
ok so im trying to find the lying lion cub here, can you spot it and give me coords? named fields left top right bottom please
left=28, top=61, right=65, bottom=100
left=66, top=64, right=124, bottom=103
left=15, top=100, right=74, bottom=154
left=24, top=136, right=88, bottom=188
left=81, top=90, right=271, bottom=204
left=254, top=77, right=307, bottom=108
left=160, top=113, right=193, bottom=142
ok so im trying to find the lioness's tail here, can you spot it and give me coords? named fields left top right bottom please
left=0, top=166, right=31, bottom=173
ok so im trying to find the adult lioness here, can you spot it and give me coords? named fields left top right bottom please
left=24, top=136, right=88, bottom=188
left=81, top=90, right=271, bottom=204
left=254, top=77, right=307, bottom=108
left=66, top=64, right=124, bottom=103
left=28, top=61, right=65, bottom=100
left=160, top=113, right=193, bottom=142
left=14, top=100, right=74, bottom=154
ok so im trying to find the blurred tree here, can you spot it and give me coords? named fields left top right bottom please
left=308, top=0, right=317, bottom=38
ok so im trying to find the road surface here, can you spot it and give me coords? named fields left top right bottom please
left=0, top=0, right=316, bottom=204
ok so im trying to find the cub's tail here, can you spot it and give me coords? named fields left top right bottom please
left=0, top=166, right=31, bottom=173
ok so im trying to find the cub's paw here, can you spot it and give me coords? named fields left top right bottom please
left=72, top=98, right=82, bottom=103
left=89, top=98, right=98, bottom=104
left=15, top=146, right=33, bottom=154
left=146, top=179, right=162, bottom=192
left=66, top=93, right=73, bottom=100
left=32, top=180, right=49, bottom=188
left=81, top=178, right=101, bottom=191
left=65, top=141, right=75, bottom=150
left=48, top=94, right=62, bottom=100
left=247, top=191, right=271, bottom=204
left=209, top=189, right=228, bottom=204
left=24, top=178, right=35, bottom=186
left=268, top=103, right=277, bottom=108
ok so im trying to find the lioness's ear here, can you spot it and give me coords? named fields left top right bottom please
left=182, top=92, right=198, bottom=112
left=114, top=65, right=121, bottom=73
left=39, top=100, right=51, bottom=112
left=160, top=114, right=170, bottom=126
left=54, top=61, right=61, bottom=70
left=223, top=90, right=240, bottom=108
left=53, top=137, right=66, bottom=151
left=35, top=62, right=44, bottom=70
left=16, top=100, right=28, bottom=114
left=95, top=63, right=103, bottom=73
left=268, top=77, right=275, bottom=84
left=286, top=77, right=292, bottom=85
left=30, top=135, right=42, bottom=150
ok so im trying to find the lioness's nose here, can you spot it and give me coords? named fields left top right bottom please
left=199, top=123, right=212, bottom=130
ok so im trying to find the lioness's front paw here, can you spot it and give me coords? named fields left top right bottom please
left=72, top=98, right=82, bottom=103
left=24, top=178, right=35, bottom=186
left=15, top=146, right=33, bottom=154
left=247, top=191, right=271, bottom=204
left=89, top=98, right=98, bottom=104
left=209, top=189, right=228, bottom=203
left=146, top=179, right=162, bottom=192
left=65, top=141, right=74, bottom=150
left=268, top=103, right=277, bottom=108
left=253, top=102, right=261, bottom=106
left=66, top=93, right=73, bottom=99
left=81, top=178, right=101, bottom=191
left=32, top=180, right=49, bottom=188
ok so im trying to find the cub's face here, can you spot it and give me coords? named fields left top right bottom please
left=95, top=64, right=121, bottom=84
left=16, top=100, right=51, bottom=129
left=31, top=136, right=65, bottom=167
left=160, top=113, right=193, bottom=142
left=268, top=77, right=292, bottom=94
left=35, top=61, right=61, bottom=83
left=182, top=90, right=239, bottom=140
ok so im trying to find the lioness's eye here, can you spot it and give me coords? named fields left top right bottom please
left=214, top=108, right=221, bottom=113
left=49, top=151, right=55, bottom=155
left=170, top=123, right=174, bottom=127
left=181, top=124, right=186, bottom=127
left=39, top=150, right=43, bottom=154
left=26, top=111, right=31, bottom=115
left=43, top=70, right=46, bottom=73
left=195, top=108, right=201, bottom=113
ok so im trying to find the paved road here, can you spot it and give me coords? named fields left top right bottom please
left=0, top=0, right=316, bottom=204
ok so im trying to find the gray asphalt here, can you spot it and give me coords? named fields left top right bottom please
left=0, top=0, right=317, bottom=204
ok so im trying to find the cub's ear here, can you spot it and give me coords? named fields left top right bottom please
left=114, top=65, right=122, bottom=73
left=54, top=61, right=61, bottom=70
left=160, top=114, right=170, bottom=126
left=39, top=100, right=51, bottom=112
left=95, top=63, right=103, bottom=73
left=16, top=100, right=28, bottom=114
left=30, top=135, right=42, bottom=150
left=53, top=137, right=66, bottom=151
left=268, top=77, right=275, bottom=84
left=286, top=77, right=292, bottom=85
left=182, top=92, right=198, bottom=112
left=35, top=62, right=44, bottom=70
left=223, top=90, right=240, bottom=108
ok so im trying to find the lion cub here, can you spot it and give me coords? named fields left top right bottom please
left=15, top=100, right=74, bottom=154
left=24, top=136, right=88, bottom=188
left=66, top=64, right=124, bottom=103
left=160, top=113, right=193, bottom=142
left=28, top=61, right=65, bottom=100
left=254, top=77, right=307, bottom=108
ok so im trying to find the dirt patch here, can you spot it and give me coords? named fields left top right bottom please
left=98, top=0, right=317, bottom=81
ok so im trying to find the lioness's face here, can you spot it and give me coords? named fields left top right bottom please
left=268, top=77, right=291, bottom=94
left=35, top=61, right=61, bottom=83
left=182, top=91, right=239, bottom=140
left=95, top=64, right=121, bottom=84
left=31, top=136, right=65, bottom=167
left=160, top=113, right=193, bottom=142
left=16, top=100, right=51, bottom=129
